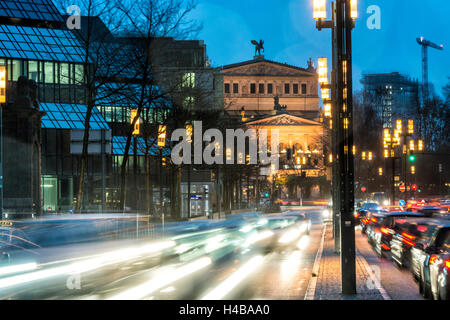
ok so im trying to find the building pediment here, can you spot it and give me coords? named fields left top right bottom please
left=246, top=114, right=321, bottom=126
left=221, top=60, right=316, bottom=77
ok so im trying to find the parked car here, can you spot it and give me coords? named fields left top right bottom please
left=414, top=223, right=450, bottom=300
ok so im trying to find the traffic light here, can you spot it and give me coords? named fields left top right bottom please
left=411, top=184, right=418, bottom=192
left=409, top=154, right=416, bottom=162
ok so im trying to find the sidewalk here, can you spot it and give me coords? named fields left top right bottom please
left=305, top=224, right=390, bottom=300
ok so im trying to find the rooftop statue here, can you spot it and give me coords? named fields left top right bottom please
left=251, top=40, right=264, bottom=56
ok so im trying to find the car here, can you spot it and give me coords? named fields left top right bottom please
left=322, top=206, right=333, bottom=223
left=414, top=223, right=450, bottom=300
left=255, top=215, right=310, bottom=252
left=390, top=218, right=442, bottom=269
left=368, top=212, right=426, bottom=258
left=358, top=203, right=383, bottom=232
left=0, top=224, right=41, bottom=266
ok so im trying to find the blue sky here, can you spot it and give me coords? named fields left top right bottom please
left=189, top=0, right=450, bottom=96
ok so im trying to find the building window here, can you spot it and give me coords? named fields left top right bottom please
left=293, top=84, right=299, bottom=94
left=44, top=62, right=54, bottom=84
left=28, top=60, right=38, bottom=82
left=268, top=83, right=273, bottom=94
left=301, top=84, right=307, bottom=95
left=60, top=63, right=70, bottom=85
left=74, top=64, right=84, bottom=85
left=259, top=83, right=264, bottom=94
left=285, top=83, right=290, bottom=94
left=224, top=83, right=230, bottom=94
left=233, top=83, right=239, bottom=94
left=250, top=83, right=256, bottom=94
left=182, top=73, right=195, bottom=88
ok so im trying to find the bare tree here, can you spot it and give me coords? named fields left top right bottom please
left=113, top=0, right=201, bottom=213
left=56, top=0, right=134, bottom=212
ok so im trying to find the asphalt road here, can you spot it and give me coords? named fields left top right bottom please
left=0, top=208, right=425, bottom=300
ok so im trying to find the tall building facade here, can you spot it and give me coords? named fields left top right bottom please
left=361, top=72, right=420, bottom=129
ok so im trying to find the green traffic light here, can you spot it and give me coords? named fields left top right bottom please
left=409, top=155, right=416, bottom=162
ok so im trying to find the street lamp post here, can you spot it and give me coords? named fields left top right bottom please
left=0, top=66, right=5, bottom=219
left=313, top=0, right=357, bottom=294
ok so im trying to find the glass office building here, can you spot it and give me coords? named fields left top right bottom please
left=0, top=0, right=112, bottom=213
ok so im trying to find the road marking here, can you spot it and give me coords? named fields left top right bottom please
left=304, top=224, right=326, bottom=300
left=356, top=248, right=392, bottom=300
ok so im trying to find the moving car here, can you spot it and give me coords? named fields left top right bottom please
left=368, top=212, right=425, bottom=258
left=356, top=202, right=382, bottom=230
left=414, top=223, right=450, bottom=300
left=390, top=218, right=441, bottom=269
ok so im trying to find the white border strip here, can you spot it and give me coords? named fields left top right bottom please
left=356, top=249, right=392, bottom=300
left=304, top=224, right=326, bottom=300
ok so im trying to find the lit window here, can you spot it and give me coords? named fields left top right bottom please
left=44, top=62, right=54, bottom=84
left=182, top=73, right=195, bottom=88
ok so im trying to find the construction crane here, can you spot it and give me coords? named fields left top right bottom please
left=416, top=37, right=444, bottom=102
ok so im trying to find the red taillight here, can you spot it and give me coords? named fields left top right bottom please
left=371, top=218, right=377, bottom=223
left=445, top=260, right=450, bottom=270
left=402, top=238, right=415, bottom=247
left=381, top=227, right=391, bottom=235
left=354, top=213, right=360, bottom=219
left=381, top=243, right=391, bottom=251
left=429, top=256, right=438, bottom=265
left=362, top=219, right=369, bottom=224
left=417, top=225, right=428, bottom=233
left=402, top=233, right=416, bottom=240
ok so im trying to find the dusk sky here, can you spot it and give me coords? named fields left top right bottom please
left=190, top=0, right=450, bottom=96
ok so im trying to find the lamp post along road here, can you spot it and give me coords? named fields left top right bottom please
left=314, top=0, right=357, bottom=294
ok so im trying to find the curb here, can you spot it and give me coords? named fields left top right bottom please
left=304, top=224, right=326, bottom=300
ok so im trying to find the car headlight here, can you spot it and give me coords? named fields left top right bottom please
left=383, top=200, right=389, bottom=206
left=322, top=209, right=330, bottom=218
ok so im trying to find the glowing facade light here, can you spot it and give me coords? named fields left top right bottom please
left=409, top=140, right=415, bottom=152
left=396, top=119, right=402, bottom=132
left=296, top=157, right=301, bottom=165
left=158, top=125, right=167, bottom=147
left=384, top=149, right=389, bottom=158
left=318, top=57, right=328, bottom=84
left=408, top=120, right=414, bottom=135
left=362, top=152, right=366, bottom=161
left=313, top=0, right=327, bottom=20
left=368, top=152, right=373, bottom=161
left=0, top=66, right=6, bottom=104
left=418, top=140, right=423, bottom=152
left=131, top=109, right=140, bottom=136
left=324, top=103, right=331, bottom=118
left=350, top=0, right=358, bottom=19
left=352, top=146, right=356, bottom=155
left=186, top=125, right=193, bottom=143
left=411, top=166, right=416, bottom=175
left=378, top=167, right=383, bottom=176
left=329, top=153, right=333, bottom=163
left=321, top=88, right=330, bottom=100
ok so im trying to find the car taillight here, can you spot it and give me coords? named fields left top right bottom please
left=417, top=225, right=428, bottom=233
left=445, top=260, right=450, bottom=270
left=402, top=233, right=416, bottom=240
left=371, top=218, right=377, bottom=223
left=354, top=213, right=360, bottom=219
left=402, top=238, right=415, bottom=247
left=429, top=256, right=438, bottom=265
left=381, top=227, right=391, bottom=235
